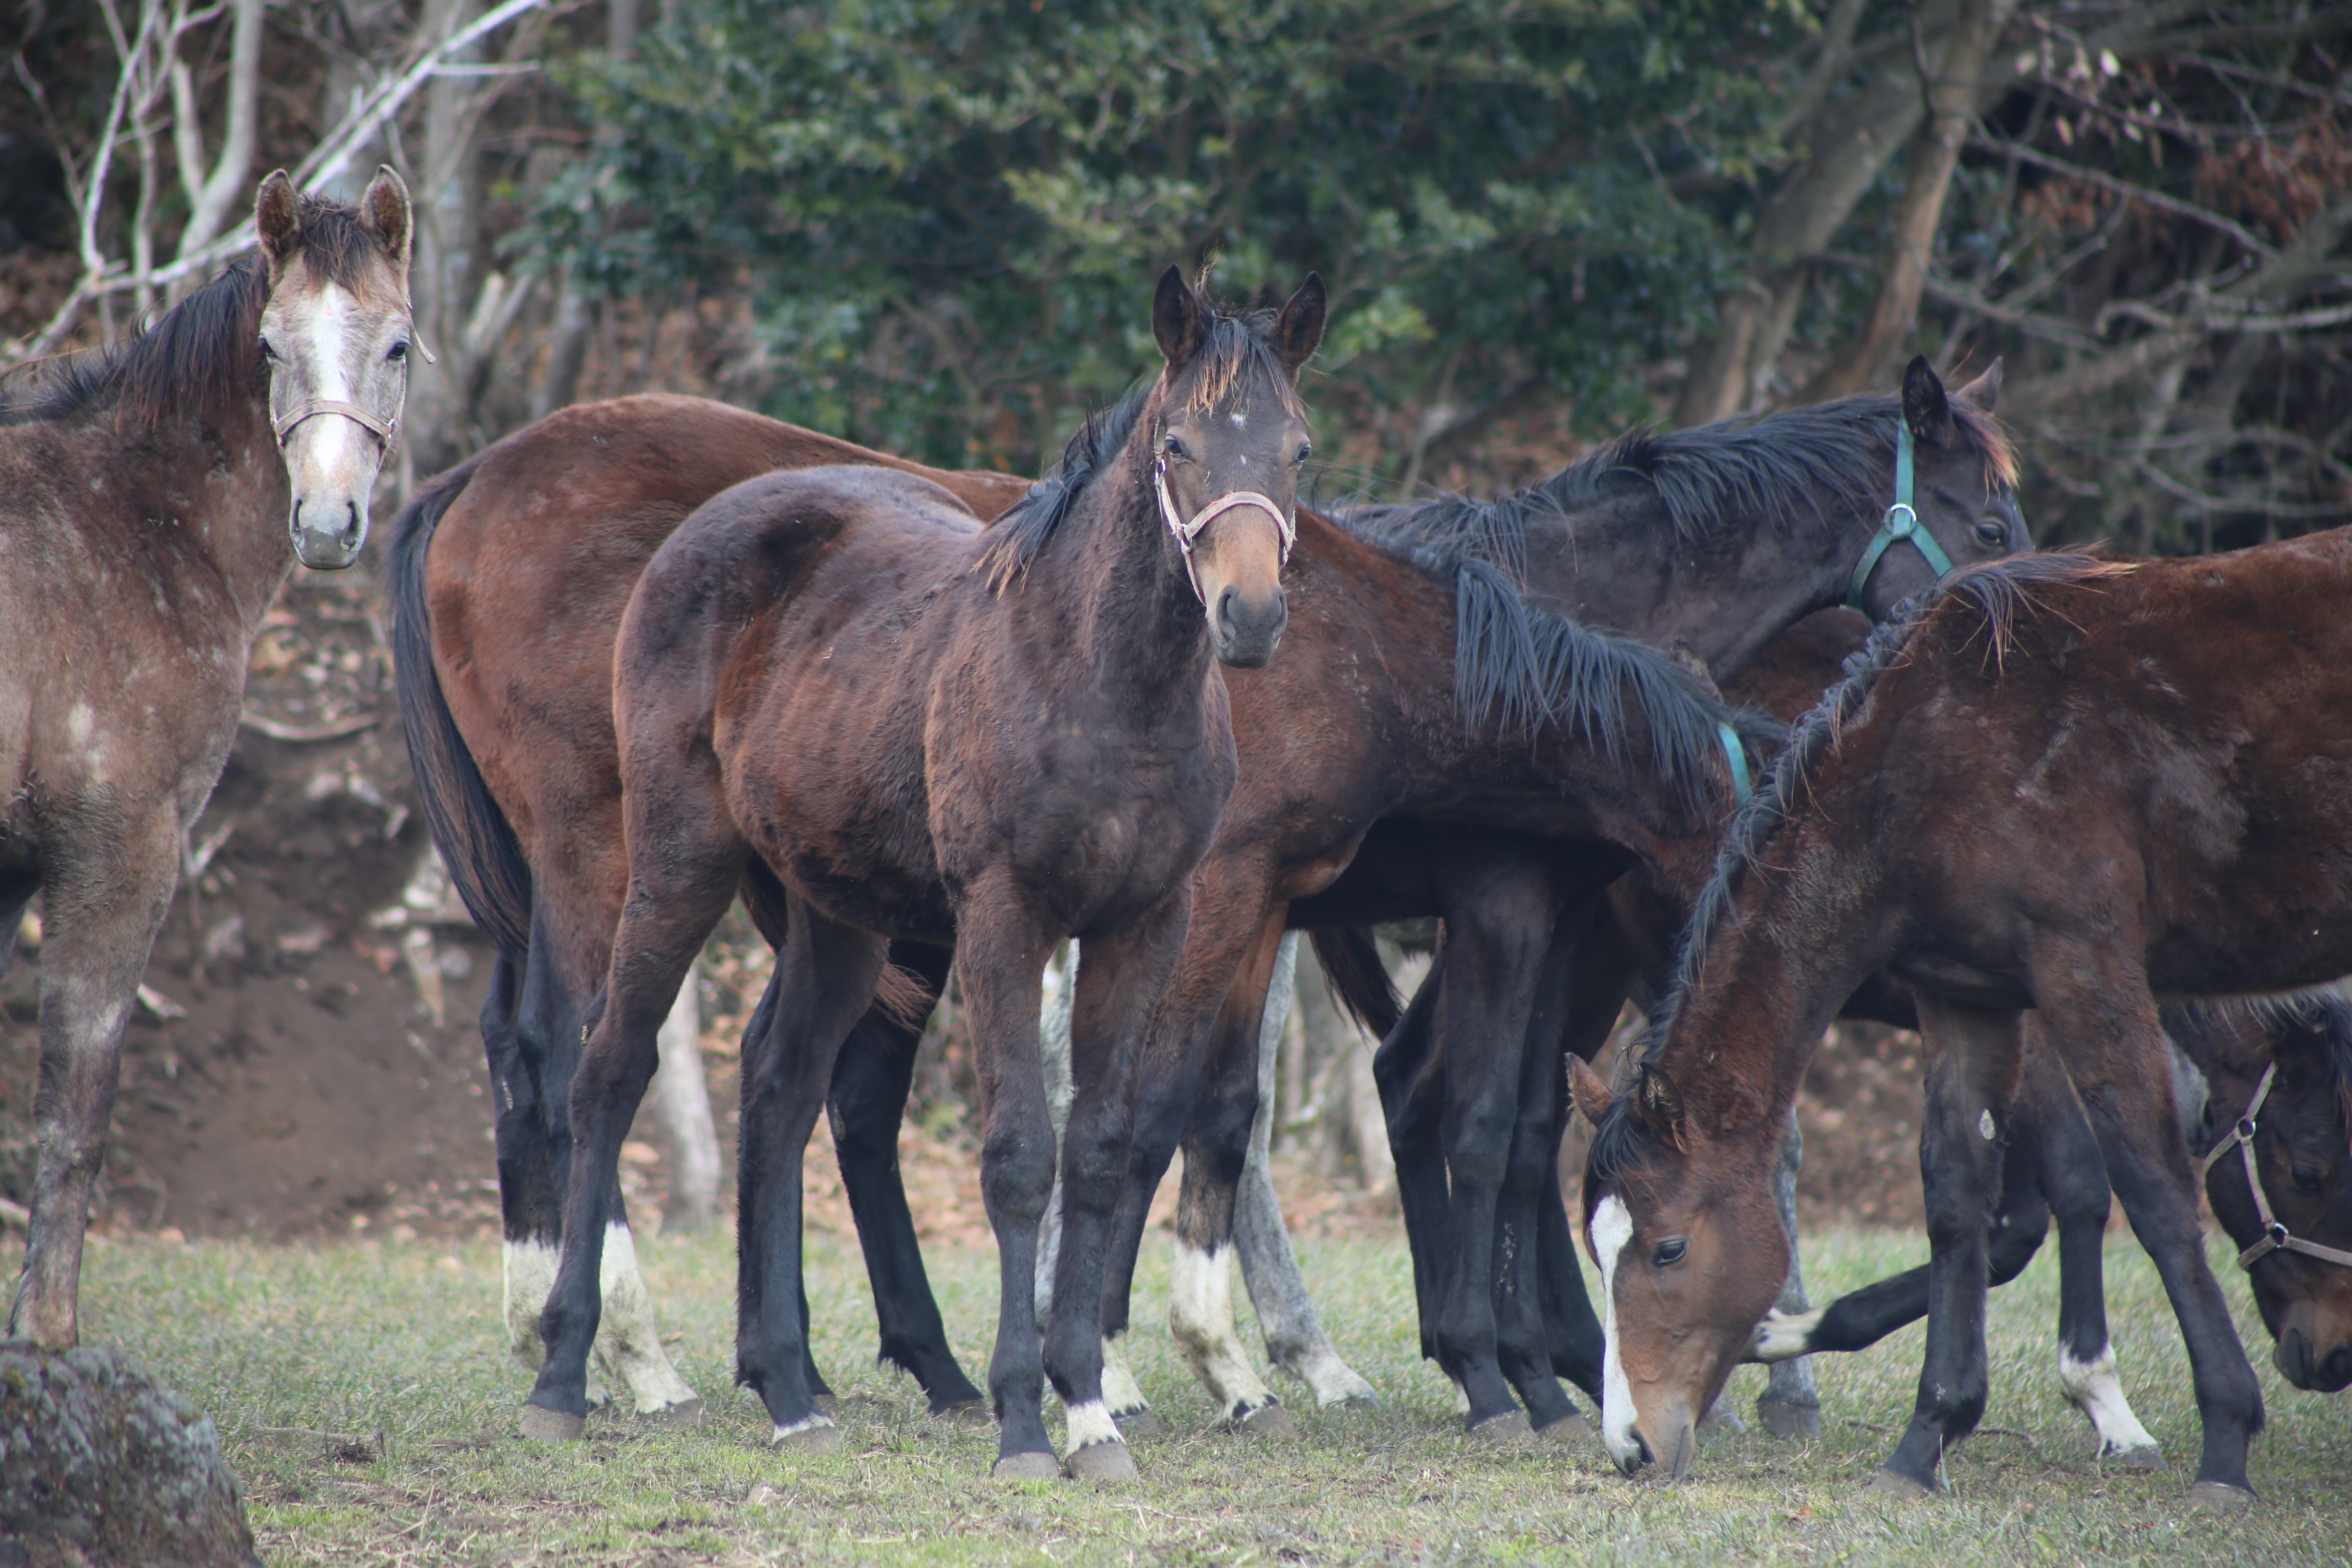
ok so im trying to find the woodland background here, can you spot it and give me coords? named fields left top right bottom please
left=3, top=1, right=2350, bottom=1232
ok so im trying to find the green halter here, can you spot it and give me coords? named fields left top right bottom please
left=1844, top=421, right=1956, bottom=612
left=1715, top=722, right=1752, bottom=805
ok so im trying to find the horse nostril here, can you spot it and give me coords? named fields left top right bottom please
left=1215, top=585, right=1239, bottom=638
left=2320, top=1345, right=2352, bottom=1390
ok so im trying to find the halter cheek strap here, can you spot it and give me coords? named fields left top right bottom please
left=275, top=399, right=401, bottom=459
left=2196, top=1061, right=2352, bottom=1272
left=1844, top=421, right=1958, bottom=612
left=1155, top=452, right=1297, bottom=606
left=1715, top=723, right=1753, bottom=805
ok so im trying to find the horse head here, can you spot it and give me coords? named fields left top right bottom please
left=255, top=166, right=415, bottom=570
left=1845, top=356, right=2029, bottom=617
left=1571, top=1056, right=1790, bottom=1481
left=1148, top=266, right=1325, bottom=668
left=2203, top=1003, right=2352, bottom=1392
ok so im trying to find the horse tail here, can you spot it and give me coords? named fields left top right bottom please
left=387, top=457, right=533, bottom=967
left=1310, top=927, right=1403, bottom=1040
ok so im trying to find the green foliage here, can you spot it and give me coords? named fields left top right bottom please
left=525, top=0, right=1808, bottom=470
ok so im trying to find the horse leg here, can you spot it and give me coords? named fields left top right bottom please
left=952, top=886, right=1062, bottom=1478
left=1485, top=913, right=1590, bottom=1439
left=2035, top=955, right=2262, bottom=1507
left=1232, top=933, right=1380, bottom=1408
left=2020, top=1038, right=2161, bottom=1467
left=480, top=952, right=594, bottom=1394
left=1371, top=962, right=1449, bottom=1370
left=8, top=816, right=178, bottom=1350
left=1755, top=1109, right=1822, bottom=1438
left=829, top=938, right=988, bottom=1417
left=731, top=897, right=888, bottom=1448
left=1163, top=913, right=1295, bottom=1433
left=1533, top=903, right=1630, bottom=1406
left=1873, top=996, right=2022, bottom=1496
left=520, top=832, right=739, bottom=1441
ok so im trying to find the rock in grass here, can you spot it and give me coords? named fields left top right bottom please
left=0, top=1342, right=263, bottom=1568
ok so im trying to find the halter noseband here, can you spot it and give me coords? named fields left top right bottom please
left=2196, top=1061, right=2352, bottom=1273
left=1844, top=421, right=1958, bottom=613
left=1154, top=450, right=1297, bottom=605
left=275, top=399, right=402, bottom=460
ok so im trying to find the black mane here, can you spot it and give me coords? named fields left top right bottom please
left=0, top=195, right=382, bottom=433
left=976, top=380, right=1152, bottom=592
left=1354, top=392, right=2018, bottom=578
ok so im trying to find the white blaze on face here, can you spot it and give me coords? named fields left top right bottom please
left=1592, top=1194, right=1646, bottom=1471
left=289, top=283, right=363, bottom=483
left=1167, top=1240, right=1276, bottom=1420
left=2058, top=1344, right=2159, bottom=1459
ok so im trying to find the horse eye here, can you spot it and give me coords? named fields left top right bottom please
left=2293, top=1166, right=2325, bottom=1194
left=1162, top=434, right=1187, bottom=460
left=1974, top=520, right=2006, bottom=546
left=1295, top=443, right=1312, bottom=465
left=388, top=341, right=409, bottom=363
left=258, top=338, right=277, bottom=361
left=1651, top=1237, right=1688, bottom=1267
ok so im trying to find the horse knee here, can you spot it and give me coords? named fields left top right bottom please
left=981, top=1128, right=1055, bottom=1221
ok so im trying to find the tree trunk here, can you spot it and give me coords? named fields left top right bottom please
left=1798, top=0, right=2014, bottom=403
left=650, top=959, right=721, bottom=1230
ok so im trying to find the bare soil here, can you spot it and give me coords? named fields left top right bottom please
left=2, top=565, right=1930, bottom=1248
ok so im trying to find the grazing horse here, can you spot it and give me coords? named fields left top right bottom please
left=1111, top=357, right=2022, bottom=1437
left=1756, top=993, right=2352, bottom=1441
left=1577, top=534, right=2352, bottom=1507
left=521, top=270, right=1327, bottom=1483
left=392, top=397, right=1029, bottom=1424
left=1, top=169, right=414, bottom=1350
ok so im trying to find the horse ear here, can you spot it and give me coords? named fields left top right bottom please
left=1570, top=1057, right=1616, bottom=1129
left=1272, top=272, right=1326, bottom=374
left=1669, top=641, right=1725, bottom=701
left=1634, top=1064, right=1688, bottom=1145
left=1901, top=355, right=1955, bottom=448
left=1153, top=264, right=1209, bottom=368
left=1954, top=357, right=2002, bottom=413
left=358, top=165, right=414, bottom=286
left=256, top=169, right=300, bottom=279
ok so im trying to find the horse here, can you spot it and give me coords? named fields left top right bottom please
left=519, top=269, right=1327, bottom=1482
left=1, top=169, right=415, bottom=1350
left=1575, top=533, right=2352, bottom=1508
left=1754, top=993, right=2352, bottom=1443
left=392, top=397, right=1031, bottom=1426
left=1102, top=357, right=2023, bottom=1439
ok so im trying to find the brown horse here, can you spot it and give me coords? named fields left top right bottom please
left=1, top=170, right=414, bottom=1350
left=1755, top=993, right=2352, bottom=1461
left=392, top=396, right=1029, bottom=1423
left=521, top=270, right=1325, bottom=1481
left=1577, top=534, right=2352, bottom=1506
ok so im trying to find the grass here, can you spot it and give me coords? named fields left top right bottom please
left=15, top=1220, right=2350, bottom=1566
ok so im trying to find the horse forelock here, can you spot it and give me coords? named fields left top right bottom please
left=0, top=195, right=391, bottom=434
left=1354, top=387, right=2020, bottom=570
left=1174, top=308, right=1305, bottom=422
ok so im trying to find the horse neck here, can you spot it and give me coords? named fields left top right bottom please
left=179, top=392, right=297, bottom=634
left=1040, top=440, right=1217, bottom=721
left=1522, top=483, right=1880, bottom=684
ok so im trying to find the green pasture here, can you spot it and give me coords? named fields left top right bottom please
left=21, top=1221, right=2350, bottom=1566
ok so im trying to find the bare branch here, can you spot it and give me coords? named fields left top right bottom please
left=174, top=0, right=266, bottom=261
left=2132, top=459, right=2351, bottom=521
left=1965, top=131, right=2279, bottom=258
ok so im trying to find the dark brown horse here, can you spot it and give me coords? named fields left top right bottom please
left=1114, top=359, right=2022, bottom=1438
left=1, top=169, right=414, bottom=1350
left=1577, top=534, right=2352, bottom=1506
left=1757, top=993, right=2352, bottom=1438
left=393, top=395, right=1030, bottom=1423
left=522, top=270, right=1326, bottom=1481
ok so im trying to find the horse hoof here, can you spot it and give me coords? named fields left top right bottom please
left=1114, top=1407, right=1167, bottom=1439
left=639, top=1398, right=706, bottom=1429
left=1535, top=1412, right=1594, bottom=1444
left=993, top=1451, right=1062, bottom=1482
left=1236, top=1404, right=1296, bottom=1438
left=1468, top=1411, right=1535, bottom=1446
left=1863, top=1468, right=1936, bottom=1501
left=1755, top=1394, right=1821, bottom=1441
left=1065, top=1440, right=1139, bottom=1484
left=2187, top=1480, right=2256, bottom=1512
left=1326, top=1390, right=1383, bottom=1412
left=2103, top=1443, right=2165, bottom=1471
left=518, top=1403, right=586, bottom=1443
left=1698, top=1402, right=1746, bottom=1436
left=770, top=1420, right=842, bottom=1453
left=931, top=1399, right=993, bottom=1429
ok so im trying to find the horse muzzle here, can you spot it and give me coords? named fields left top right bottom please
left=2274, top=1325, right=2352, bottom=1392
left=1209, top=582, right=1286, bottom=668
left=290, top=493, right=369, bottom=570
